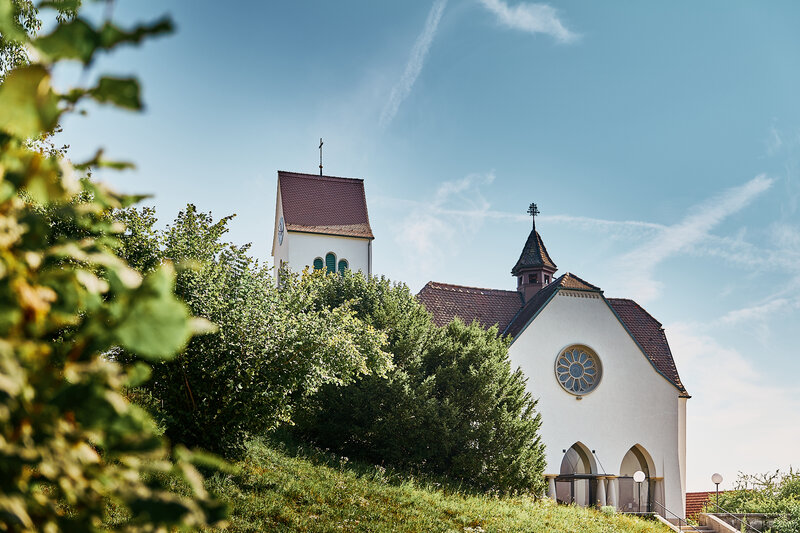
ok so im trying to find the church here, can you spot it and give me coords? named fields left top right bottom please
left=271, top=171, right=688, bottom=519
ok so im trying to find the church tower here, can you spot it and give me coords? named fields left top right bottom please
left=512, top=203, right=557, bottom=302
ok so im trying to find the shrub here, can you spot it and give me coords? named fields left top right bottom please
left=0, top=1, right=224, bottom=529
left=713, top=469, right=800, bottom=533
left=116, top=206, right=392, bottom=456
left=295, top=271, right=546, bottom=495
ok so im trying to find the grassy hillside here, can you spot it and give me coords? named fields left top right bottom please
left=205, top=440, right=671, bottom=533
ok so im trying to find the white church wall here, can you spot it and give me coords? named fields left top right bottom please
left=287, top=231, right=370, bottom=275
left=271, top=193, right=288, bottom=278
left=508, top=290, right=685, bottom=517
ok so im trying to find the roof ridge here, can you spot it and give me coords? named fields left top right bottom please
left=278, top=170, right=364, bottom=183
left=423, top=281, right=519, bottom=295
left=560, top=272, right=603, bottom=291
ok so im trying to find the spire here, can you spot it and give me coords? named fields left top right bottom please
left=512, top=202, right=557, bottom=302
left=512, top=203, right=556, bottom=275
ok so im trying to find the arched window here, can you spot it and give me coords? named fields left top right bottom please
left=337, top=259, right=348, bottom=275
left=313, top=257, right=324, bottom=270
left=325, top=253, right=336, bottom=274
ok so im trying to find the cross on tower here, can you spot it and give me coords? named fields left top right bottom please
left=527, top=202, right=539, bottom=230
left=319, top=138, right=324, bottom=176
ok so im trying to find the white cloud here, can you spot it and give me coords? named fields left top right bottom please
left=668, top=322, right=800, bottom=491
left=616, top=174, right=774, bottom=302
left=478, top=0, right=578, bottom=43
left=393, top=172, right=495, bottom=284
left=766, top=124, right=783, bottom=156
left=380, top=0, right=448, bottom=127
left=714, top=298, right=795, bottom=326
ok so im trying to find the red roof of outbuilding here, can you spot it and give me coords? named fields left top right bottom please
left=278, top=171, right=373, bottom=239
left=685, top=491, right=720, bottom=518
left=417, top=282, right=523, bottom=332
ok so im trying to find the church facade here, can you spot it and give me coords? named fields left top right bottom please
left=271, top=173, right=688, bottom=518
left=417, top=206, right=688, bottom=519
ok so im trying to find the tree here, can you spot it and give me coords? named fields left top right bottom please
left=116, top=205, right=393, bottom=456
left=295, top=272, right=546, bottom=495
left=0, top=2, right=224, bottom=529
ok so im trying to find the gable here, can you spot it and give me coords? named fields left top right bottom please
left=278, top=171, right=373, bottom=239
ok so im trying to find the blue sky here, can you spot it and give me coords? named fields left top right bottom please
left=53, top=1, right=800, bottom=492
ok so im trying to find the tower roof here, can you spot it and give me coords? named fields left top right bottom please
left=511, top=229, right=557, bottom=275
left=278, top=171, right=373, bottom=239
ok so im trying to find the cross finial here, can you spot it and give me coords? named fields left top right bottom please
left=527, top=202, right=539, bottom=230
left=319, top=138, right=324, bottom=176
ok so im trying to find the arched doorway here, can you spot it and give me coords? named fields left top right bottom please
left=618, top=445, right=655, bottom=513
left=556, top=443, right=597, bottom=506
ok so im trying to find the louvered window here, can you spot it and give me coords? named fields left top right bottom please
left=325, top=253, right=336, bottom=273
left=313, top=257, right=323, bottom=270
left=338, top=259, right=348, bottom=275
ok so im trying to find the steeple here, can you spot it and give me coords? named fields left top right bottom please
left=512, top=203, right=557, bottom=302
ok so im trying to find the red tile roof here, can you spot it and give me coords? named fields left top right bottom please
left=607, top=298, right=686, bottom=393
left=686, top=491, right=721, bottom=518
left=278, top=171, right=373, bottom=239
left=417, top=282, right=523, bottom=332
left=417, top=274, right=687, bottom=394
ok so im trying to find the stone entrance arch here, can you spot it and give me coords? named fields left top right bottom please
left=618, top=444, right=656, bottom=513
left=556, top=442, right=597, bottom=506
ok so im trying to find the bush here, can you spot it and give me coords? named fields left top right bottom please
left=295, top=271, right=546, bottom=495
left=0, top=2, right=224, bottom=529
left=713, top=469, right=800, bottom=533
left=117, top=206, right=392, bottom=456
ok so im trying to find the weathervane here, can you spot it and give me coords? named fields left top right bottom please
left=319, top=138, right=324, bottom=176
left=527, top=202, right=540, bottom=230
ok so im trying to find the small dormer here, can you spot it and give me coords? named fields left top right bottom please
left=511, top=203, right=557, bottom=302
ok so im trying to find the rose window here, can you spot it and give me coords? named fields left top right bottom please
left=555, top=345, right=602, bottom=395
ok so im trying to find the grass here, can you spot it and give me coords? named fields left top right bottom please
left=203, top=439, right=672, bottom=533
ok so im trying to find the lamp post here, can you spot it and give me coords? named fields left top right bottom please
left=633, top=470, right=646, bottom=513
left=712, top=473, right=723, bottom=508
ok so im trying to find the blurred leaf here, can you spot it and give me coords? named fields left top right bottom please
left=0, top=0, right=28, bottom=43
left=115, top=265, right=193, bottom=360
left=74, top=149, right=136, bottom=171
left=89, top=77, right=142, bottom=110
left=125, top=361, right=152, bottom=387
left=38, top=0, right=82, bottom=12
left=98, top=17, right=174, bottom=49
left=34, top=18, right=97, bottom=64
left=34, top=16, right=173, bottom=66
left=0, top=65, right=60, bottom=137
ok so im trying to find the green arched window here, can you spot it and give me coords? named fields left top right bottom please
left=337, top=259, right=348, bottom=275
left=325, top=253, right=336, bottom=274
left=313, top=257, right=323, bottom=270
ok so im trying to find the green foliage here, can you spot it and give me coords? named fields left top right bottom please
left=116, top=206, right=392, bottom=456
left=295, top=272, right=546, bottom=495
left=0, top=2, right=225, bottom=530
left=712, top=469, right=800, bottom=533
left=203, top=438, right=670, bottom=533
left=0, top=0, right=80, bottom=79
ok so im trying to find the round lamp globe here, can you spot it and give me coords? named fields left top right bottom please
left=633, top=470, right=646, bottom=483
left=712, top=473, right=723, bottom=485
